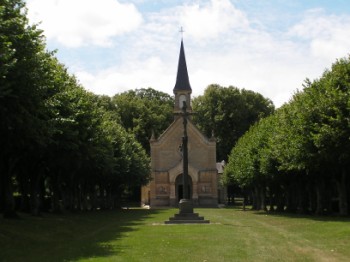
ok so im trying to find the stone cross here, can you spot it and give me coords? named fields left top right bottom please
left=181, top=101, right=189, bottom=199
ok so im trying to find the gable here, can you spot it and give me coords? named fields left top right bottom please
left=150, top=117, right=216, bottom=171
left=156, top=117, right=212, bottom=143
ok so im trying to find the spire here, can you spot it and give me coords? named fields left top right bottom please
left=173, top=40, right=192, bottom=92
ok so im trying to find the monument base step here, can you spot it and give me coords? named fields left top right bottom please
left=165, top=219, right=210, bottom=224
left=165, top=212, right=210, bottom=224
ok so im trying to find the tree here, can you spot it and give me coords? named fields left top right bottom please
left=192, top=84, right=274, bottom=161
left=112, top=88, right=174, bottom=153
left=224, top=116, right=275, bottom=211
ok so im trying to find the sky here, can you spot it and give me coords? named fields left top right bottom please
left=26, top=0, right=350, bottom=107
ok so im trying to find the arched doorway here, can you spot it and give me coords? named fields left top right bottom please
left=175, top=174, right=193, bottom=201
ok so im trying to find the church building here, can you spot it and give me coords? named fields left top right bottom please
left=141, top=40, right=222, bottom=207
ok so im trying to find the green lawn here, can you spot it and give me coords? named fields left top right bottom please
left=1, top=208, right=350, bottom=262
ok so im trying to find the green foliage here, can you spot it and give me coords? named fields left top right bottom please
left=224, top=56, right=350, bottom=215
left=192, top=84, right=275, bottom=161
left=0, top=0, right=151, bottom=216
left=112, top=87, right=174, bottom=153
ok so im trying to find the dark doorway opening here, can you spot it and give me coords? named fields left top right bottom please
left=175, top=174, right=192, bottom=201
left=177, top=185, right=191, bottom=201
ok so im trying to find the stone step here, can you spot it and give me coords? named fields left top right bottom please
left=169, top=212, right=205, bottom=220
left=169, top=216, right=205, bottom=221
left=165, top=212, right=210, bottom=224
left=174, top=213, right=201, bottom=218
left=165, top=219, right=210, bottom=224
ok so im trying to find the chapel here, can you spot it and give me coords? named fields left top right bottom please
left=141, top=40, right=224, bottom=207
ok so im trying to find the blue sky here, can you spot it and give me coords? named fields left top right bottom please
left=26, top=0, right=350, bottom=107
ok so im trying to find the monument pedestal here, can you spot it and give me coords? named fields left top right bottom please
left=165, top=199, right=210, bottom=224
left=179, top=199, right=193, bottom=213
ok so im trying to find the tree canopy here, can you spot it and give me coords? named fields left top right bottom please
left=192, top=84, right=275, bottom=161
left=112, top=88, right=174, bottom=153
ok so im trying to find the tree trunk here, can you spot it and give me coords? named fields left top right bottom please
left=337, top=169, right=348, bottom=216
left=252, top=187, right=258, bottom=210
left=0, top=173, right=3, bottom=213
left=90, top=185, right=98, bottom=210
left=51, top=174, right=62, bottom=214
left=275, top=186, right=285, bottom=212
left=309, top=187, right=317, bottom=214
left=315, top=180, right=324, bottom=215
left=260, top=186, right=267, bottom=211
left=30, top=172, right=42, bottom=216
left=324, top=183, right=333, bottom=215
left=296, top=180, right=308, bottom=214
left=61, top=186, right=70, bottom=211
left=2, top=159, right=18, bottom=218
left=3, top=178, right=18, bottom=218
left=73, top=185, right=79, bottom=211
left=81, top=183, right=89, bottom=211
left=106, top=187, right=113, bottom=209
left=19, top=175, right=30, bottom=213
left=285, top=183, right=297, bottom=213
left=242, top=190, right=247, bottom=211
left=268, top=186, right=275, bottom=212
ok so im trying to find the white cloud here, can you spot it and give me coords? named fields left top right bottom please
left=179, top=0, right=249, bottom=40
left=288, top=9, right=350, bottom=63
left=76, top=56, right=175, bottom=96
left=27, top=0, right=143, bottom=47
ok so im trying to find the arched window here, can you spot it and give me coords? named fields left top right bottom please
left=179, top=94, right=186, bottom=108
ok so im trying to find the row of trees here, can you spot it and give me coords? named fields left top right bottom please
left=224, top=57, right=350, bottom=215
left=0, top=0, right=151, bottom=218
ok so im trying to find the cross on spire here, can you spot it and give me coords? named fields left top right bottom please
left=179, top=26, right=184, bottom=38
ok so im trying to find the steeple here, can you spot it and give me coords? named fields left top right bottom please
left=173, top=39, right=192, bottom=114
left=173, top=40, right=192, bottom=92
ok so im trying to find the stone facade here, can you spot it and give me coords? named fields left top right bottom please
left=141, top=117, right=219, bottom=207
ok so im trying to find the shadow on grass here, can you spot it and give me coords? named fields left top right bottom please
left=0, top=208, right=166, bottom=262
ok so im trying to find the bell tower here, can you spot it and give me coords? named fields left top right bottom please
left=173, top=39, right=192, bottom=115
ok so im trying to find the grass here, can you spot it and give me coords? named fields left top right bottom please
left=1, top=207, right=350, bottom=262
